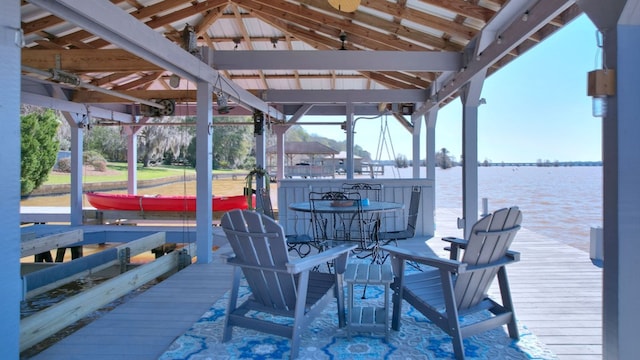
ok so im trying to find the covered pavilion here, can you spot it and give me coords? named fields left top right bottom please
left=266, top=141, right=340, bottom=178
left=2, top=1, right=639, bottom=358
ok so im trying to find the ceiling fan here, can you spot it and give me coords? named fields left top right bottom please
left=328, top=0, right=360, bottom=13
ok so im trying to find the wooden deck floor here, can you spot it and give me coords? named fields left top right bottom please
left=28, top=208, right=603, bottom=359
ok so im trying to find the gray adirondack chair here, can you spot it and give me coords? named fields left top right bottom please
left=220, top=209, right=355, bottom=359
left=257, top=187, right=314, bottom=257
left=382, top=206, right=522, bottom=360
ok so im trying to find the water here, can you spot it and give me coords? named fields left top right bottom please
left=391, top=166, right=602, bottom=252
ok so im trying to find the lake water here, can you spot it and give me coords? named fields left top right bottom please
left=390, top=166, right=602, bottom=252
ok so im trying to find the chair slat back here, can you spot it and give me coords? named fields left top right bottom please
left=405, top=186, right=421, bottom=236
left=455, top=206, right=522, bottom=310
left=221, top=210, right=298, bottom=310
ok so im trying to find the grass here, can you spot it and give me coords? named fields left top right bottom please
left=44, top=163, right=247, bottom=185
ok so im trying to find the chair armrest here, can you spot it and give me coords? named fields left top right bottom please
left=381, top=245, right=465, bottom=273
left=461, top=254, right=520, bottom=273
left=441, top=236, right=467, bottom=247
left=506, top=250, right=520, bottom=261
left=441, top=236, right=467, bottom=260
left=287, top=244, right=356, bottom=274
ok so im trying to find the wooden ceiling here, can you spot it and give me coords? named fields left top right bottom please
left=20, top=0, right=583, bottom=114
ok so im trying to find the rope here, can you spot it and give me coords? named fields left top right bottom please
left=244, top=166, right=270, bottom=211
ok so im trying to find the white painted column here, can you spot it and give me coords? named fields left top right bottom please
left=195, top=80, right=213, bottom=263
left=274, top=125, right=286, bottom=181
left=0, top=0, right=21, bottom=356
left=460, top=73, right=485, bottom=238
left=345, top=103, right=354, bottom=179
left=124, top=124, right=139, bottom=194
left=69, top=118, right=84, bottom=225
left=425, top=111, right=437, bottom=181
left=411, top=106, right=423, bottom=178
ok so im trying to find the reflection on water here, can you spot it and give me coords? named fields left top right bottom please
left=391, top=166, right=602, bottom=252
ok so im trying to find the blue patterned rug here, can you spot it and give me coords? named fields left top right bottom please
left=159, top=277, right=556, bottom=360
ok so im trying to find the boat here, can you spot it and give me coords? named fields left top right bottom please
left=85, top=192, right=252, bottom=212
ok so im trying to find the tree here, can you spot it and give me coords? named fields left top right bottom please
left=21, top=110, right=60, bottom=195
left=436, top=147, right=453, bottom=169
left=395, top=154, right=409, bottom=168
left=212, top=117, right=253, bottom=169
left=138, top=117, right=194, bottom=167
left=84, top=126, right=127, bottom=162
left=185, top=116, right=253, bottom=169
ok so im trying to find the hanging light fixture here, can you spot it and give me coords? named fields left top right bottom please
left=328, top=0, right=360, bottom=13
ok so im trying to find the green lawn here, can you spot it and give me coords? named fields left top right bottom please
left=44, top=163, right=247, bottom=185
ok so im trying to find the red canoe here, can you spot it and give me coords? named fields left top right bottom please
left=85, top=192, right=252, bottom=212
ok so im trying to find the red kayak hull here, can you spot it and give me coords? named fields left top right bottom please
left=85, top=192, right=251, bottom=212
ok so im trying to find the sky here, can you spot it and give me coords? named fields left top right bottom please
left=298, top=14, right=601, bottom=163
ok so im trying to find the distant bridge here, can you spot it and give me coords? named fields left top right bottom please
left=482, top=161, right=602, bottom=167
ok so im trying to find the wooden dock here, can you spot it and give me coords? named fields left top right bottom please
left=26, top=208, right=602, bottom=359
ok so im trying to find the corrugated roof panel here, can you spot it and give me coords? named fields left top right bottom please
left=401, top=18, right=445, bottom=39
left=334, top=77, right=370, bottom=90
left=242, top=17, right=282, bottom=38
left=299, top=77, right=333, bottom=90
left=20, top=3, right=49, bottom=23
left=291, top=41, right=317, bottom=51
left=407, top=0, right=458, bottom=20
left=169, top=14, right=204, bottom=31
left=356, top=4, right=394, bottom=22
left=209, top=18, right=244, bottom=38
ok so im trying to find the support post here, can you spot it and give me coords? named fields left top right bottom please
left=195, top=80, right=213, bottom=263
left=578, top=0, right=640, bottom=358
left=425, top=110, right=437, bottom=181
left=274, top=125, right=286, bottom=181
left=345, top=103, right=355, bottom=179
left=411, top=105, right=423, bottom=178
left=255, top=119, right=267, bottom=193
left=69, top=115, right=84, bottom=226
left=460, top=73, right=485, bottom=238
left=0, top=1, right=22, bottom=356
left=124, top=124, right=139, bottom=194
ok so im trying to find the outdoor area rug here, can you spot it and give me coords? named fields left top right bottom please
left=159, top=279, right=556, bottom=360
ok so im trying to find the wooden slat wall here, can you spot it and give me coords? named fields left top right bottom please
left=277, top=178, right=435, bottom=237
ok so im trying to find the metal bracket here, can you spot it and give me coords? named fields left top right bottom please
left=177, top=249, right=191, bottom=270
left=119, top=247, right=131, bottom=273
left=457, top=217, right=465, bottom=229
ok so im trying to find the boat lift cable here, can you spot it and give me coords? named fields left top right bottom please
left=375, top=114, right=399, bottom=178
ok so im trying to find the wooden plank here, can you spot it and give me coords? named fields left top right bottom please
left=113, top=231, right=166, bottom=255
left=29, top=259, right=232, bottom=360
left=21, top=228, right=83, bottom=257
left=23, top=232, right=167, bottom=299
left=20, top=250, right=181, bottom=351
